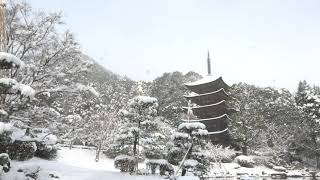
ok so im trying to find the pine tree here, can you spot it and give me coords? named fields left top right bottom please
left=167, top=99, right=210, bottom=177
left=295, top=81, right=320, bottom=168
left=113, top=83, right=159, bottom=172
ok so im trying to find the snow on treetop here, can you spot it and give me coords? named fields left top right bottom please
left=76, top=83, right=100, bottom=97
left=0, top=78, right=18, bottom=86
left=0, top=122, right=13, bottom=134
left=178, top=122, right=206, bottom=131
left=0, top=153, right=10, bottom=160
left=129, top=96, right=158, bottom=106
left=13, top=83, right=36, bottom=99
left=0, top=78, right=35, bottom=99
left=146, top=159, right=170, bottom=166
left=0, top=52, right=25, bottom=68
left=192, top=129, right=208, bottom=136
left=171, top=132, right=189, bottom=140
left=0, top=109, right=8, bottom=116
left=114, top=155, right=135, bottom=161
left=183, top=159, right=198, bottom=167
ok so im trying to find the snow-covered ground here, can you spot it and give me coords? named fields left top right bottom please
left=2, top=147, right=164, bottom=180
left=1, top=146, right=314, bottom=180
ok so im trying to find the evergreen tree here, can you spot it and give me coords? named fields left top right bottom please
left=113, top=83, right=160, bottom=172
left=168, top=122, right=210, bottom=177
left=295, top=81, right=320, bottom=168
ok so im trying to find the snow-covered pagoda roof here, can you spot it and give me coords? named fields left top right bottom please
left=181, top=114, right=232, bottom=122
left=185, top=76, right=229, bottom=94
left=0, top=52, right=25, bottom=69
left=184, top=88, right=230, bottom=106
left=207, top=128, right=228, bottom=135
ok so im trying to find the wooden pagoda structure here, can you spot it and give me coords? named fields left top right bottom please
left=183, top=52, right=233, bottom=144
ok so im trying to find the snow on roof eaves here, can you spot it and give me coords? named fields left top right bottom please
left=181, top=114, right=232, bottom=122
left=207, top=128, right=228, bottom=135
left=0, top=52, right=25, bottom=68
left=182, top=100, right=225, bottom=109
left=185, top=75, right=219, bottom=86
left=184, top=88, right=229, bottom=98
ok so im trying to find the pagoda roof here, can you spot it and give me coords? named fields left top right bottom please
left=183, top=100, right=226, bottom=109
left=181, top=114, right=232, bottom=122
left=184, top=88, right=230, bottom=106
left=184, top=88, right=229, bottom=98
left=185, top=76, right=229, bottom=94
left=183, top=100, right=231, bottom=118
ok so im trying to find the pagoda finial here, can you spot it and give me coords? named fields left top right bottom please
left=207, top=50, right=211, bottom=75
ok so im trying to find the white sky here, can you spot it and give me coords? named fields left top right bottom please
left=28, top=0, right=320, bottom=92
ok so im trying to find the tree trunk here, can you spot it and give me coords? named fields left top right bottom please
left=69, top=140, right=73, bottom=150
left=242, top=144, right=248, bottom=156
left=95, top=141, right=102, bottom=162
left=181, top=144, right=193, bottom=176
left=133, top=134, right=138, bottom=156
left=311, top=134, right=319, bottom=169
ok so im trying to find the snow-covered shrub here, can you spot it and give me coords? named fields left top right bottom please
left=235, top=155, right=255, bottom=168
left=114, top=155, right=138, bottom=172
left=273, top=166, right=287, bottom=172
left=205, top=144, right=237, bottom=163
left=146, top=159, right=174, bottom=175
left=182, top=158, right=210, bottom=177
left=0, top=132, right=12, bottom=154
left=0, top=153, right=11, bottom=173
left=35, top=142, right=58, bottom=160
left=17, top=164, right=40, bottom=180
left=190, top=152, right=211, bottom=176
left=8, top=141, right=36, bottom=161
left=33, top=129, right=58, bottom=160
left=104, top=143, right=132, bottom=158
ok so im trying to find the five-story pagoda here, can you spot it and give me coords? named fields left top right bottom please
left=183, top=52, right=233, bottom=144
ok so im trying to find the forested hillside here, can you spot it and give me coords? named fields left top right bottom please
left=1, top=0, right=320, bottom=179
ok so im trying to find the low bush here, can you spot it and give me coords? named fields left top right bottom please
left=146, top=159, right=174, bottom=175
left=235, top=155, right=255, bottom=168
left=34, top=142, right=58, bottom=160
left=114, top=155, right=138, bottom=173
left=8, top=141, right=36, bottom=161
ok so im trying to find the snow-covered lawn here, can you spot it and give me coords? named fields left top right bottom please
left=1, top=146, right=312, bottom=180
left=2, top=147, right=163, bottom=180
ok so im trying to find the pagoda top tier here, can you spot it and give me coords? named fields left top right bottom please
left=185, top=76, right=229, bottom=94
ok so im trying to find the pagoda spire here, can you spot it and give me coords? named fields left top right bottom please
left=207, top=50, right=211, bottom=75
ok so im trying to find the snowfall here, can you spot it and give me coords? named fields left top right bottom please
left=1, top=146, right=315, bottom=180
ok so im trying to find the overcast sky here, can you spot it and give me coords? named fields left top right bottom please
left=29, top=0, right=320, bottom=92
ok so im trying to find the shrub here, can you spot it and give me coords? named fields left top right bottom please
left=206, top=144, right=237, bottom=163
left=17, top=164, right=40, bottom=179
left=34, top=142, right=58, bottom=160
left=8, top=141, right=36, bottom=161
left=235, top=155, right=255, bottom=168
left=0, top=153, right=11, bottom=173
left=104, top=144, right=131, bottom=158
left=114, top=155, right=137, bottom=173
left=0, top=132, right=12, bottom=153
left=146, top=159, right=174, bottom=175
